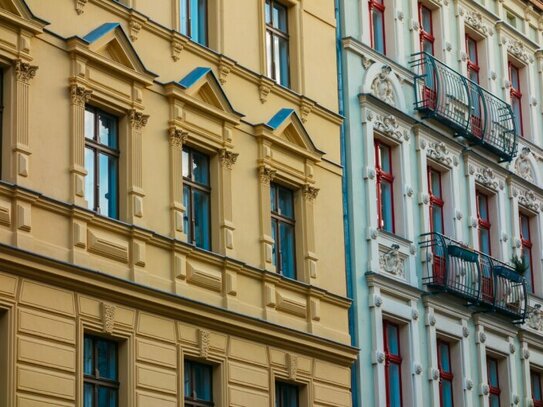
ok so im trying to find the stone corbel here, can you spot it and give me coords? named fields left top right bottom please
left=171, top=34, right=189, bottom=62
left=74, top=0, right=87, bottom=15
left=300, top=98, right=315, bottom=123
left=218, top=56, right=236, bottom=85
left=259, top=76, right=275, bottom=104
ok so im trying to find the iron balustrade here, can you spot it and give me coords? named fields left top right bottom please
left=411, top=52, right=518, bottom=162
left=419, top=232, right=527, bottom=322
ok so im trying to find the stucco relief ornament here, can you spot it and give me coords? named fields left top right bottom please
left=376, top=351, right=386, bottom=364
left=379, top=244, right=405, bottom=277
left=258, top=166, right=276, bottom=185
left=463, top=326, right=470, bottom=338
left=374, top=115, right=403, bottom=142
left=465, top=379, right=473, bottom=390
left=371, top=65, right=395, bottom=106
left=286, top=353, right=298, bottom=380
left=528, top=304, right=543, bottom=331
left=302, top=184, right=319, bottom=201
left=518, top=189, right=541, bottom=212
left=475, top=167, right=499, bottom=190
left=507, top=39, right=533, bottom=64
left=168, top=127, right=188, bottom=149
left=15, top=60, right=38, bottom=84
left=70, top=84, right=92, bottom=106
left=514, top=147, right=535, bottom=183
left=219, top=149, right=239, bottom=169
left=129, top=110, right=149, bottom=130
left=464, top=10, right=489, bottom=36
left=427, top=141, right=454, bottom=167
left=198, top=329, right=210, bottom=358
left=478, top=331, right=487, bottom=343
left=431, top=368, right=440, bottom=381
left=101, top=303, right=116, bottom=334
left=481, top=383, right=490, bottom=396
left=413, top=363, right=423, bottom=375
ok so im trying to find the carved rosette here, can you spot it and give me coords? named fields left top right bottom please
left=70, top=84, right=93, bottom=106
left=371, top=65, right=396, bottom=106
left=168, top=127, right=188, bottom=149
left=258, top=166, right=276, bottom=185
left=219, top=149, right=239, bottom=169
left=15, top=60, right=38, bottom=84
left=129, top=110, right=149, bottom=130
left=303, top=184, right=319, bottom=201
left=198, top=329, right=210, bottom=358
left=102, top=303, right=116, bottom=334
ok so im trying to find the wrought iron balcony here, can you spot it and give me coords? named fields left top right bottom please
left=419, top=233, right=527, bottom=322
left=411, top=52, right=518, bottom=162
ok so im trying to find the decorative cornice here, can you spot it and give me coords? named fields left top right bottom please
left=15, top=60, right=38, bottom=83
left=129, top=109, right=149, bottom=130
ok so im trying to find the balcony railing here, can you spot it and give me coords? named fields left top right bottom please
left=419, top=232, right=527, bottom=322
left=411, top=52, right=518, bottom=162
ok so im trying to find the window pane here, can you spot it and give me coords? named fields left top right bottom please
left=533, top=372, right=542, bottom=400
left=372, top=9, right=385, bottom=53
left=84, top=336, right=94, bottom=376
left=479, top=229, right=491, bottom=255
left=280, top=222, right=295, bottom=279
left=183, top=185, right=191, bottom=239
left=387, top=363, right=402, bottom=407
left=510, top=66, right=520, bottom=89
left=477, top=194, right=488, bottom=220
left=273, top=35, right=281, bottom=83
left=438, top=342, right=451, bottom=372
left=96, top=339, right=117, bottom=380
left=98, top=112, right=117, bottom=148
left=191, top=150, right=209, bottom=185
left=512, top=97, right=522, bottom=134
left=189, top=0, right=207, bottom=45
left=431, top=205, right=443, bottom=234
left=421, top=7, right=432, bottom=33
left=270, top=184, right=278, bottom=213
left=266, top=31, right=273, bottom=78
left=271, top=219, right=278, bottom=266
left=98, top=386, right=117, bottom=407
left=489, top=394, right=500, bottom=407
left=467, top=39, right=477, bottom=63
left=182, top=149, right=190, bottom=178
left=179, top=0, right=188, bottom=35
left=521, top=215, right=530, bottom=239
left=193, top=363, right=213, bottom=401
left=380, top=181, right=394, bottom=232
left=441, top=379, right=453, bottom=407
left=488, top=359, right=499, bottom=386
left=85, top=148, right=95, bottom=210
left=274, top=3, right=288, bottom=32
left=277, top=186, right=294, bottom=218
left=84, top=383, right=94, bottom=407
left=378, top=144, right=391, bottom=173
left=193, top=189, right=210, bottom=250
left=278, top=37, right=289, bottom=87
left=430, top=171, right=441, bottom=198
left=99, top=153, right=118, bottom=219
left=85, top=109, right=95, bottom=140
left=265, top=0, right=271, bottom=24
left=386, top=323, right=399, bottom=355
left=184, top=360, right=193, bottom=397
left=276, top=382, right=298, bottom=407
left=423, top=39, right=433, bottom=55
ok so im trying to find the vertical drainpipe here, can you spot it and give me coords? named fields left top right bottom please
left=334, top=1, right=360, bottom=406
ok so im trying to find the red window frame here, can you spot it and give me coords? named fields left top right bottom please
left=476, top=191, right=491, bottom=255
left=383, top=321, right=403, bottom=407
left=437, top=340, right=454, bottom=407
left=375, top=140, right=395, bottom=233
left=487, top=357, right=501, bottom=406
left=520, top=212, right=534, bottom=292
left=509, top=62, right=524, bottom=137
left=419, top=4, right=435, bottom=55
left=465, top=35, right=483, bottom=137
left=427, top=167, right=444, bottom=234
left=465, top=35, right=480, bottom=84
left=369, top=0, right=386, bottom=54
left=532, top=370, right=543, bottom=407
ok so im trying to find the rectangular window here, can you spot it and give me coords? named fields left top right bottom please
left=384, top=321, right=402, bottom=407
left=419, top=4, right=434, bottom=55
left=465, top=35, right=483, bottom=137
left=369, top=0, right=386, bottom=54
left=487, top=357, right=501, bottom=407
left=437, top=340, right=454, bottom=407
left=265, top=0, right=290, bottom=88
left=427, top=168, right=444, bottom=235
left=271, top=182, right=296, bottom=279
left=275, top=381, right=299, bottom=407
left=184, top=360, right=213, bottom=406
left=532, top=370, right=543, bottom=407
left=509, top=63, right=523, bottom=137
left=83, top=335, right=119, bottom=407
left=520, top=213, right=534, bottom=293
left=179, top=0, right=208, bottom=46
left=182, top=147, right=211, bottom=250
left=84, top=106, right=119, bottom=219
left=476, top=191, right=491, bottom=255
left=375, top=141, right=395, bottom=233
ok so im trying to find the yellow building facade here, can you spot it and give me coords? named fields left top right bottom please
left=0, top=0, right=356, bottom=406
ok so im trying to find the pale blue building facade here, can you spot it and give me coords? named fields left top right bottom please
left=337, top=0, right=543, bottom=406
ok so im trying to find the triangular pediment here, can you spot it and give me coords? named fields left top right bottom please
left=266, top=109, right=320, bottom=155
left=178, top=67, right=239, bottom=117
left=82, top=23, right=152, bottom=77
left=0, top=0, right=47, bottom=32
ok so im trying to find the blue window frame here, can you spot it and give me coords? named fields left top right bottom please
left=179, top=0, right=208, bottom=46
left=265, top=0, right=290, bottom=87
left=182, top=147, right=211, bottom=250
left=275, top=381, right=299, bottom=407
left=84, top=107, right=119, bottom=219
left=83, top=335, right=119, bottom=407
left=271, top=183, right=296, bottom=279
left=184, top=360, right=214, bottom=406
